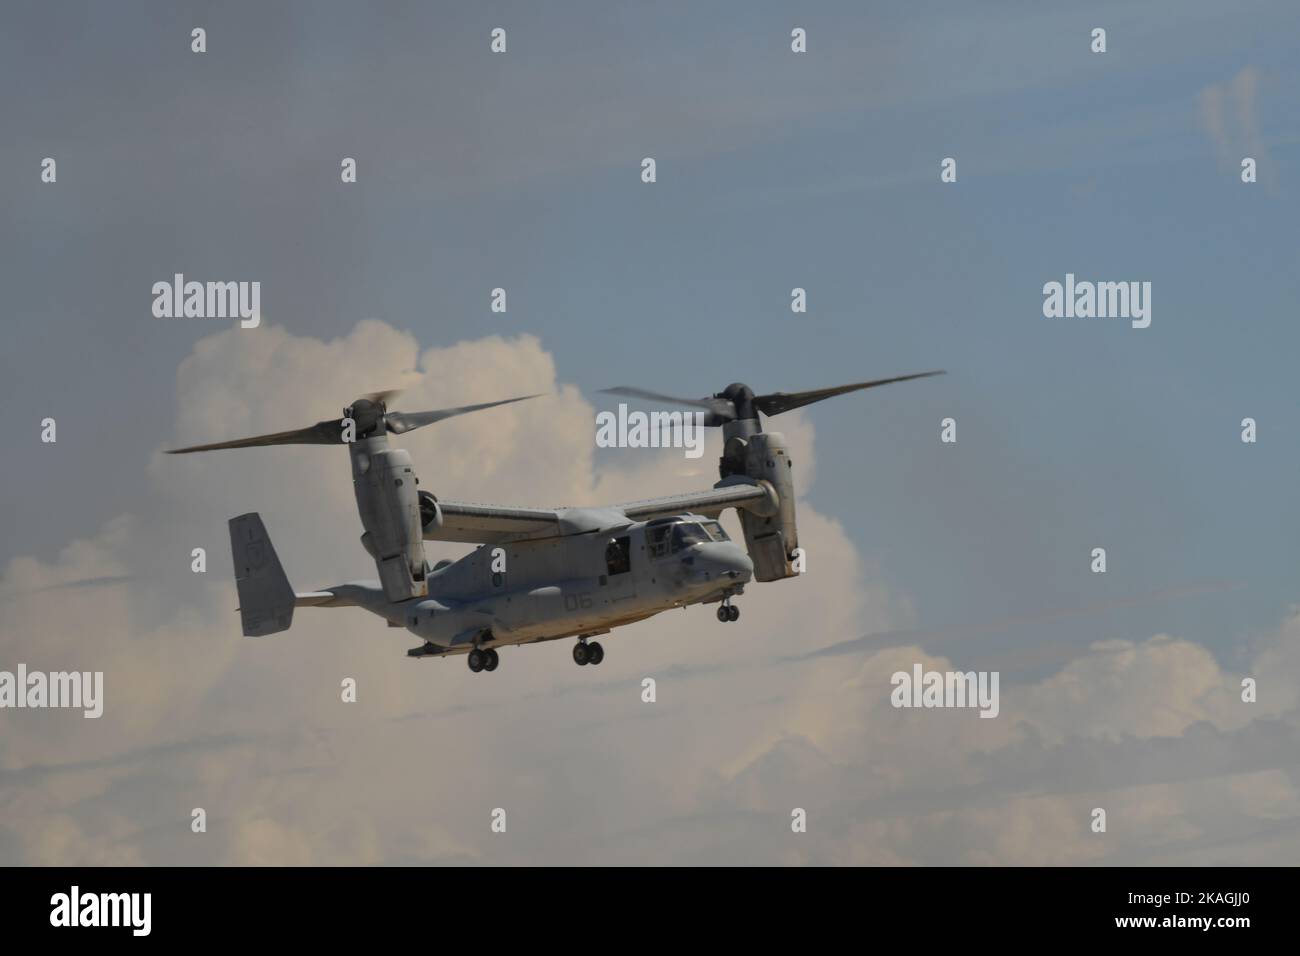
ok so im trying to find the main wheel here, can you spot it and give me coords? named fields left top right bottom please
left=483, top=648, right=499, bottom=671
left=467, top=648, right=485, bottom=672
left=572, top=642, right=590, bottom=666
left=717, top=605, right=730, bottom=623
left=727, top=605, right=740, bottom=622
left=587, top=641, right=605, bottom=665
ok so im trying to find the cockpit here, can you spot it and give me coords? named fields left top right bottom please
left=639, top=513, right=753, bottom=591
left=646, top=517, right=731, bottom=560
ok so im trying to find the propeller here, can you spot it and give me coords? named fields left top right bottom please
left=601, top=370, right=945, bottom=426
left=167, top=391, right=540, bottom=454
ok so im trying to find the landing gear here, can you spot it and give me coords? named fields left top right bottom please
left=717, top=600, right=740, bottom=623
left=573, top=640, right=604, bottom=666
left=467, top=647, right=499, bottom=673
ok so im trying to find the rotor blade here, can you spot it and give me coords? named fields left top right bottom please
left=753, top=370, right=946, bottom=417
left=167, top=419, right=346, bottom=454
left=599, top=386, right=736, bottom=426
left=383, top=393, right=542, bottom=434
left=600, top=386, right=723, bottom=413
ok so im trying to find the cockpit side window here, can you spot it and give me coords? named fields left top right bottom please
left=670, top=523, right=711, bottom=553
left=647, top=524, right=672, bottom=560
left=702, top=521, right=729, bottom=542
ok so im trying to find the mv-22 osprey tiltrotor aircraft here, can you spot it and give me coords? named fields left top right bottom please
left=169, top=371, right=942, bottom=673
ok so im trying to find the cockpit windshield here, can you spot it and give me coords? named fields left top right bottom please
left=670, top=523, right=712, bottom=553
left=701, top=521, right=729, bottom=542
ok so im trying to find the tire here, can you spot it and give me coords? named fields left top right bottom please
left=467, top=648, right=485, bottom=672
left=484, top=648, right=499, bottom=671
left=727, top=605, right=740, bottom=622
left=717, top=605, right=730, bottom=622
left=587, top=641, right=604, bottom=665
left=573, top=643, right=590, bottom=666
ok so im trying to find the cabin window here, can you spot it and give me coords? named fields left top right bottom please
left=605, top=536, right=631, bottom=575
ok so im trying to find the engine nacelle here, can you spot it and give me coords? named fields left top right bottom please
left=732, top=431, right=800, bottom=582
left=351, top=446, right=428, bottom=601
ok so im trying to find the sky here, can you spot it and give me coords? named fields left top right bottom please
left=1, top=0, right=1299, bottom=864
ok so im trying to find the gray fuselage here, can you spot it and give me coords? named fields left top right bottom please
left=355, top=515, right=752, bottom=653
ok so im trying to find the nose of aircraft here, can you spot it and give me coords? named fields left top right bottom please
left=685, top=542, right=753, bottom=584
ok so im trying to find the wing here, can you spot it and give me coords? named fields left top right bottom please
left=427, top=480, right=774, bottom=544
left=614, top=479, right=775, bottom=521
left=428, top=501, right=567, bottom=543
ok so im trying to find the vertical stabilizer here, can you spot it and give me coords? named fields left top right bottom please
left=229, top=513, right=296, bottom=636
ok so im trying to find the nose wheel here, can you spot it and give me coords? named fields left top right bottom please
left=716, top=601, right=740, bottom=623
left=467, top=647, right=500, bottom=673
left=573, top=640, right=604, bottom=666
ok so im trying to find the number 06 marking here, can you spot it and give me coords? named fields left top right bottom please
left=564, top=594, right=593, bottom=611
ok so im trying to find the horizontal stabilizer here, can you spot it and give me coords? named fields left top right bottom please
left=294, top=591, right=339, bottom=607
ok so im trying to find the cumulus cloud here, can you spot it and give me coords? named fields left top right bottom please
left=2, top=321, right=1298, bottom=865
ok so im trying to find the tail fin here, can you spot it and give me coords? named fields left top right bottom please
left=229, top=513, right=295, bottom=636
